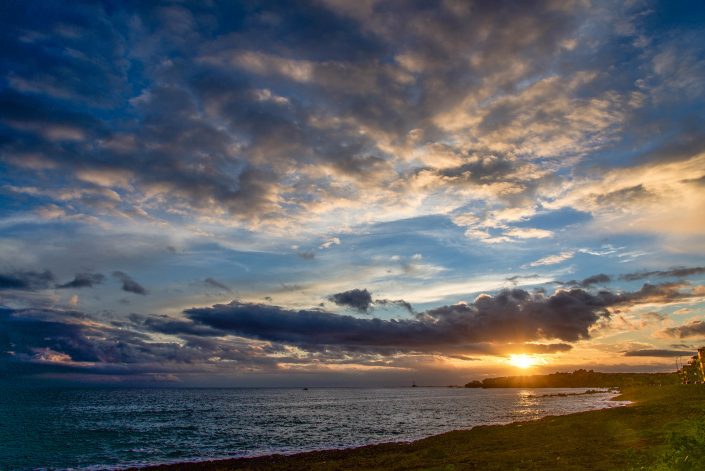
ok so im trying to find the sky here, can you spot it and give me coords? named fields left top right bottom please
left=1, top=0, right=705, bottom=387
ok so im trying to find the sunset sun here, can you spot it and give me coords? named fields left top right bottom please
left=508, top=354, right=539, bottom=369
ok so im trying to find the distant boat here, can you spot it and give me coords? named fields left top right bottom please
left=303, top=387, right=308, bottom=390
left=412, top=380, right=417, bottom=387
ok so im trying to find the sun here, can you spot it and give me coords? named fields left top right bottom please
left=508, top=354, right=539, bottom=369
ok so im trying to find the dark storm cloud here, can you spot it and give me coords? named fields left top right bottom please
left=1, top=280, right=700, bottom=379
left=57, top=272, right=105, bottom=289
left=328, top=289, right=373, bottom=312
left=623, top=349, right=695, bottom=357
left=374, top=298, right=414, bottom=314
left=0, top=307, right=147, bottom=364
left=112, top=271, right=148, bottom=295
left=169, top=281, right=699, bottom=353
left=128, top=313, right=224, bottom=338
left=204, top=277, right=232, bottom=293
left=559, top=274, right=612, bottom=288
left=579, top=274, right=612, bottom=287
left=185, top=289, right=613, bottom=351
left=0, top=270, right=55, bottom=291
left=328, top=289, right=414, bottom=314
left=661, top=321, right=705, bottom=339
left=0, top=307, right=283, bottom=378
left=619, top=266, right=705, bottom=281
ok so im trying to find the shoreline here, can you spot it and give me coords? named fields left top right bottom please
left=132, top=388, right=638, bottom=471
left=130, top=385, right=705, bottom=470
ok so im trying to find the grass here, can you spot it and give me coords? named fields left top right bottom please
left=140, top=385, right=705, bottom=471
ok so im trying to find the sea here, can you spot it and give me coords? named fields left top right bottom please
left=0, top=386, right=629, bottom=470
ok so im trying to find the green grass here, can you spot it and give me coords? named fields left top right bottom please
left=141, top=385, right=705, bottom=471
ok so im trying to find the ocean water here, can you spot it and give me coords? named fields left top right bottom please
left=0, top=386, right=628, bottom=470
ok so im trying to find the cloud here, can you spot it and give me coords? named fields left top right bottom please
left=527, top=251, right=575, bottom=267
left=660, top=321, right=705, bottom=339
left=546, top=153, right=705, bottom=242
left=328, top=288, right=415, bottom=314
left=619, top=266, right=705, bottom=282
left=519, top=343, right=573, bottom=354
left=0, top=270, right=55, bottom=291
left=560, top=267, right=705, bottom=288
left=579, top=274, right=612, bottom=287
left=203, top=277, right=232, bottom=293
left=162, top=281, right=702, bottom=355
left=57, top=273, right=105, bottom=289
left=319, top=237, right=341, bottom=249
left=503, top=228, right=554, bottom=239
left=0, top=307, right=141, bottom=365
left=373, top=298, right=415, bottom=315
left=418, top=153, right=524, bottom=188
left=0, top=307, right=282, bottom=379
left=328, top=289, right=373, bottom=312
left=623, top=349, right=694, bottom=357
left=1, top=279, right=700, bottom=380
left=560, top=274, right=612, bottom=288
left=618, top=281, right=696, bottom=306
left=183, top=287, right=615, bottom=352
left=506, top=274, right=542, bottom=285
left=0, top=0, right=656, bottom=236
left=2, top=1, right=705, bottom=384
left=594, top=184, right=655, bottom=206
left=112, top=271, right=148, bottom=295
left=297, top=250, right=316, bottom=260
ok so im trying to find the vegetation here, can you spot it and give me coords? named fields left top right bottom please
left=140, top=383, right=705, bottom=471
left=525, top=389, right=605, bottom=398
left=464, top=369, right=679, bottom=388
left=678, top=351, right=704, bottom=384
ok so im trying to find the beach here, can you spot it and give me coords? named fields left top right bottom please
left=136, top=385, right=705, bottom=470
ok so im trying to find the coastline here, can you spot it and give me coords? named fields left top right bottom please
left=128, top=386, right=705, bottom=471
left=126, top=394, right=624, bottom=471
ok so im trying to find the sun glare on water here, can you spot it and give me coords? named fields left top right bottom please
left=508, top=354, right=540, bottom=369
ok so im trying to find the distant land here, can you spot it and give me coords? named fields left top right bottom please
left=464, top=369, right=679, bottom=389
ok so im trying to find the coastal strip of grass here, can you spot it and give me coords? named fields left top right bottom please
left=139, top=385, right=705, bottom=471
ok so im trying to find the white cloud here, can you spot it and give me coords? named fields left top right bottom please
left=504, top=227, right=554, bottom=239
left=319, top=237, right=341, bottom=249
left=526, top=251, right=575, bottom=267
